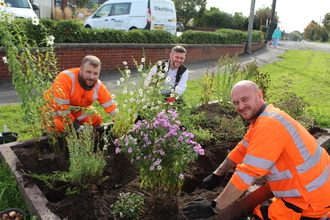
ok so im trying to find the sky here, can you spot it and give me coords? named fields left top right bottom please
left=206, top=0, right=330, bottom=33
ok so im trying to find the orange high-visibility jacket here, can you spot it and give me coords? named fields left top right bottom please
left=44, top=67, right=117, bottom=122
left=228, top=104, right=330, bottom=212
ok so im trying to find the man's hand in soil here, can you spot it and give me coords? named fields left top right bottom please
left=181, top=197, right=216, bottom=219
left=201, top=173, right=221, bottom=189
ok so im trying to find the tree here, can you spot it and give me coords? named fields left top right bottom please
left=254, top=5, right=279, bottom=30
left=303, top=20, right=319, bottom=41
left=232, top=12, right=248, bottom=30
left=173, top=0, right=207, bottom=25
left=322, top=12, right=330, bottom=33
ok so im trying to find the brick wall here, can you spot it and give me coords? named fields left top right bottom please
left=0, top=42, right=265, bottom=80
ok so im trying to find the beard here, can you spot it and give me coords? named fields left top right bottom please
left=81, top=76, right=96, bottom=87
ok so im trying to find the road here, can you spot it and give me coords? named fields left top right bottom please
left=1, top=40, right=330, bottom=106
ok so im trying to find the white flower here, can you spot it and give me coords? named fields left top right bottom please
left=123, top=61, right=127, bottom=65
left=0, top=0, right=6, bottom=7
left=116, top=81, right=120, bottom=85
left=128, top=109, right=132, bottom=113
left=164, top=67, right=168, bottom=71
left=143, top=73, right=147, bottom=77
left=123, top=104, right=127, bottom=108
left=2, top=56, right=8, bottom=64
left=114, top=101, right=118, bottom=105
left=165, top=77, right=171, bottom=82
left=112, top=94, right=116, bottom=99
left=120, top=77, right=124, bottom=82
left=123, top=90, right=127, bottom=94
left=157, top=61, right=162, bottom=65
left=126, top=69, right=131, bottom=74
left=138, top=89, right=143, bottom=93
left=142, top=106, right=147, bottom=109
left=46, top=35, right=55, bottom=46
left=31, top=15, right=39, bottom=25
left=141, top=58, right=145, bottom=62
left=129, top=91, right=134, bottom=95
left=131, top=81, right=136, bottom=85
left=136, top=100, right=141, bottom=104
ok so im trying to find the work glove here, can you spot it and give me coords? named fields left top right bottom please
left=201, top=173, right=221, bottom=190
left=73, top=121, right=84, bottom=133
left=181, top=197, right=216, bottom=219
left=166, top=97, right=176, bottom=104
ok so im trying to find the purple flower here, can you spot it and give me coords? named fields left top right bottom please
left=199, top=149, right=205, bottom=155
left=157, top=165, right=162, bottom=170
left=179, top=174, right=184, bottom=179
left=150, top=165, right=155, bottom=170
left=115, top=148, right=121, bottom=154
left=128, top=147, right=133, bottom=153
left=178, top=136, right=184, bottom=141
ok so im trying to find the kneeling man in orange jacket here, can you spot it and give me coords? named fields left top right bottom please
left=42, top=55, right=118, bottom=134
left=182, top=80, right=330, bottom=220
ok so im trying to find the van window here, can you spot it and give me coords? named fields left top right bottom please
left=5, top=0, right=30, bottom=8
left=94, top=4, right=112, bottom=18
left=110, top=3, right=131, bottom=16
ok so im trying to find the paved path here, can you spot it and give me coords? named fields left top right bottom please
left=1, top=40, right=329, bottom=106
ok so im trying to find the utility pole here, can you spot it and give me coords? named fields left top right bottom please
left=246, top=0, right=256, bottom=55
left=271, top=0, right=276, bottom=24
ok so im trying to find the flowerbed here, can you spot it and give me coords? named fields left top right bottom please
left=13, top=103, right=240, bottom=220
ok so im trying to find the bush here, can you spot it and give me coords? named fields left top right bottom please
left=0, top=18, right=264, bottom=46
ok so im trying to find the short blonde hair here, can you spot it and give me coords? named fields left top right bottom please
left=81, top=55, right=101, bottom=68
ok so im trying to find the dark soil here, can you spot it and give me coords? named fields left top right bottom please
left=13, top=103, right=328, bottom=220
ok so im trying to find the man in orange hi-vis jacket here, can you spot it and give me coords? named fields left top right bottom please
left=42, top=55, right=118, bottom=134
left=182, top=80, right=330, bottom=220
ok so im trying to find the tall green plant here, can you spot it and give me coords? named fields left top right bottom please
left=214, top=54, right=242, bottom=103
left=0, top=4, right=58, bottom=139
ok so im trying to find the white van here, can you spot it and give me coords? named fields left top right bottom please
left=84, top=0, right=177, bottom=35
left=4, top=0, right=39, bottom=18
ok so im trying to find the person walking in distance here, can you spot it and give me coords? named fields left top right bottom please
left=272, top=27, right=282, bottom=48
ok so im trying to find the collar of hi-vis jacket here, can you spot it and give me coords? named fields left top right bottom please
left=247, top=102, right=268, bottom=125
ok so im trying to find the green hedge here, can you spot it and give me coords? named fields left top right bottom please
left=0, top=19, right=265, bottom=46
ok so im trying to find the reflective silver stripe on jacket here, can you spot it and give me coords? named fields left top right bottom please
left=102, top=99, right=114, bottom=108
left=52, top=110, right=70, bottom=116
left=54, top=97, right=70, bottom=105
left=237, top=110, right=326, bottom=197
left=62, top=70, right=76, bottom=96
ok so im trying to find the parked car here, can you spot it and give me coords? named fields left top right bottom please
left=84, top=0, right=177, bottom=35
left=176, top=22, right=184, bottom=31
left=3, top=0, right=39, bottom=18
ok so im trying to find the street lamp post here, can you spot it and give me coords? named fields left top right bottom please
left=246, top=0, right=256, bottom=55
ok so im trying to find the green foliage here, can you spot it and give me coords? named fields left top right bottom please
left=272, top=92, right=314, bottom=130
left=65, top=123, right=107, bottom=187
left=260, top=50, right=330, bottom=128
left=239, top=60, right=271, bottom=101
left=254, top=6, right=279, bottom=30
left=0, top=8, right=58, bottom=139
left=303, top=21, right=328, bottom=42
left=0, top=162, right=38, bottom=220
left=323, top=12, right=330, bottom=33
left=174, top=0, right=207, bottom=26
left=22, top=123, right=108, bottom=189
left=53, top=20, right=85, bottom=43
left=111, top=192, right=145, bottom=219
left=177, top=29, right=264, bottom=44
left=114, top=109, right=204, bottom=197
